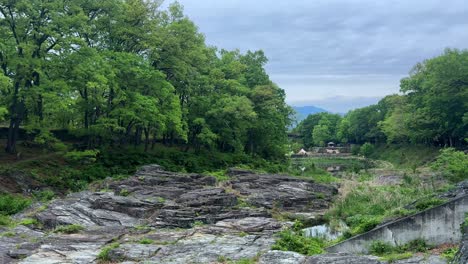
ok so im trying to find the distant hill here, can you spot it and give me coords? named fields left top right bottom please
left=292, top=105, right=328, bottom=124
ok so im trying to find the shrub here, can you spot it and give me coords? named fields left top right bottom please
left=414, top=197, right=445, bottom=210
left=54, top=224, right=85, bottom=234
left=370, top=241, right=394, bottom=255
left=64, top=149, right=100, bottom=165
left=0, top=193, right=32, bottom=215
left=442, top=246, right=458, bottom=262
left=431, top=148, right=468, bottom=183
left=0, top=215, right=12, bottom=226
left=19, top=218, right=39, bottom=226
left=359, top=143, right=375, bottom=158
left=138, top=238, right=154, bottom=244
left=33, top=190, right=55, bottom=202
left=97, top=242, right=120, bottom=262
left=271, top=230, right=324, bottom=255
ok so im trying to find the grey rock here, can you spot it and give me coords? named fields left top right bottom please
left=454, top=225, right=468, bottom=264
left=109, top=244, right=162, bottom=261
left=306, top=253, right=383, bottom=264
left=259, top=250, right=307, bottom=264
left=389, top=255, right=447, bottom=264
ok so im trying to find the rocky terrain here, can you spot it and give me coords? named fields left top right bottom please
left=0, top=165, right=461, bottom=263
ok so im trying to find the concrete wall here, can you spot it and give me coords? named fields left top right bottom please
left=327, top=195, right=468, bottom=254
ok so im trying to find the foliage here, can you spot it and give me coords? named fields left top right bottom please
left=441, top=246, right=458, bottom=262
left=138, top=238, right=154, bottom=245
left=97, top=242, right=120, bottom=262
left=54, top=224, right=85, bottom=234
left=326, top=182, right=443, bottom=236
left=0, top=1, right=291, bottom=161
left=64, top=150, right=100, bottom=165
left=33, top=190, right=55, bottom=202
left=431, top=148, right=468, bottom=183
left=0, top=215, right=12, bottom=226
left=370, top=239, right=430, bottom=257
left=19, top=218, right=39, bottom=226
left=0, top=193, right=31, bottom=215
left=271, top=230, right=324, bottom=255
left=359, top=143, right=375, bottom=158
left=413, top=197, right=445, bottom=210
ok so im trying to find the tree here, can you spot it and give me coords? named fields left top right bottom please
left=0, top=0, right=87, bottom=153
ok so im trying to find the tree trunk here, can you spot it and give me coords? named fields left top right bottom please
left=144, top=127, right=150, bottom=152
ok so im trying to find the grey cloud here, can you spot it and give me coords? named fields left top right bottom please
left=164, top=0, right=468, bottom=111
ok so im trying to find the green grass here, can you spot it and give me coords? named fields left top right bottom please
left=19, top=218, right=39, bottom=226
left=54, top=224, right=85, bottom=234
left=138, top=238, right=154, bottom=244
left=0, top=193, right=32, bottom=215
left=326, top=181, right=447, bottom=237
left=97, top=242, right=120, bottom=262
left=369, top=144, right=439, bottom=168
left=271, top=229, right=325, bottom=256
left=370, top=239, right=430, bottom=257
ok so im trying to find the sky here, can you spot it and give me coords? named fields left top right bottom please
left=163, top=0, right=468, bottom=112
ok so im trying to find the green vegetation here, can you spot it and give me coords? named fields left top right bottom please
left=138, top=238, right=154, bottom=245
left=18, top=218, right=39, bottom=227
left=369, top=144, right=439, bottom=168
left=442, top=246, right=459, bottom=262
left=119, top=189, right=130, bottom=197
left=370, top=239, right=430, bottom=258
left=54, top=224, right=85, bottom=234
left=271, top=229, right=324, bottom=255
left=0, top=193, right=31, bottom=215
left=326, top=182, right=448, bottom=237
left=97, top=242, right=120, bottom=262
left=432, top=148, right=468, bottom=183
left=293, top=49, right=467, bottom=159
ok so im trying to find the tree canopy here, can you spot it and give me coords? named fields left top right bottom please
left=0, top=0, right=292, bottom=159
left=294, top=49, right=468, bottom=148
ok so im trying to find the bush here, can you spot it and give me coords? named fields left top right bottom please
left=414, top=197, right=445, bottom=210
left=359, top=143, right=375, bottom=158
left=370, top=241, right=394, bottom=255
left=64, top=149, right=100, bottom=165
left=0, top=215, right=12, bottom=226
left=138, top=238, right=154, bottom=244
left=0, top=193, right=32, bottom=215
left=54, top=224, right=85, bottom=234
left=271, top=230, right=324, bottom=255
left=97, top=242, right=120, bottom=262
left=33, top=190, right=55, bottom=202
left=431, top=148, right=468, bottom=183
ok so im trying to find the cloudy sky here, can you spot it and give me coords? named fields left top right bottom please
left=164, top=0, right=468, bottom=112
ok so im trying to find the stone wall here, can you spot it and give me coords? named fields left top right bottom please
left=327, top=195, right=468, bottom=254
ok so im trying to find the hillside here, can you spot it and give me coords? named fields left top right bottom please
left=292, top=106, right=328, bottom=124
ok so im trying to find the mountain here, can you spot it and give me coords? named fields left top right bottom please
left=292, top=105, right=328, bottom=124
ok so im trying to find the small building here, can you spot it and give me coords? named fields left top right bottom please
left=297, top=149, right=308, bottom=156
left=327, top=142, right=336, bottom=148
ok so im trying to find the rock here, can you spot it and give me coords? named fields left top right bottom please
left=440, top=180, right=468, bottom=199
left=306, top=253, right=383, bottom=264
left=19, top=226, right=128, bottom=264
left=0, top=165, right=339, bottom=262
left=108, top=244, right=162, bottom=262
left=388, top=255, right=447, bottom=264
left=229, top=171, right=337, bottom=211
left=454, top=225, right=468, bottom=264
left=259, top=250, right=307, bottom=264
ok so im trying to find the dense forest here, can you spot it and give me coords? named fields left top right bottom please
left=294, top=49, right=468, bottom=148
left=0, top=0, right=292, bottom=160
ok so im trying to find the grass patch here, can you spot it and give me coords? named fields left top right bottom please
left=205, top=170, right=230, bottom=182
left=138, top=238, right=154, bottom=244
left=369, top=144, right=439, bottom=168
left=97, top=242, right=120, bottom=262
left=0, top=193, right=32, bottom=215
left=54, top=224, right=85, bottom=234
left=370, top=239, right=430, bottom=257
left=326, top=181, right=447, bottom=237
left=271, top=229, right=324, bottom=256
left=19, top=218, right=39, bottom=226
left=441, top=246, right=458, bottom=262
